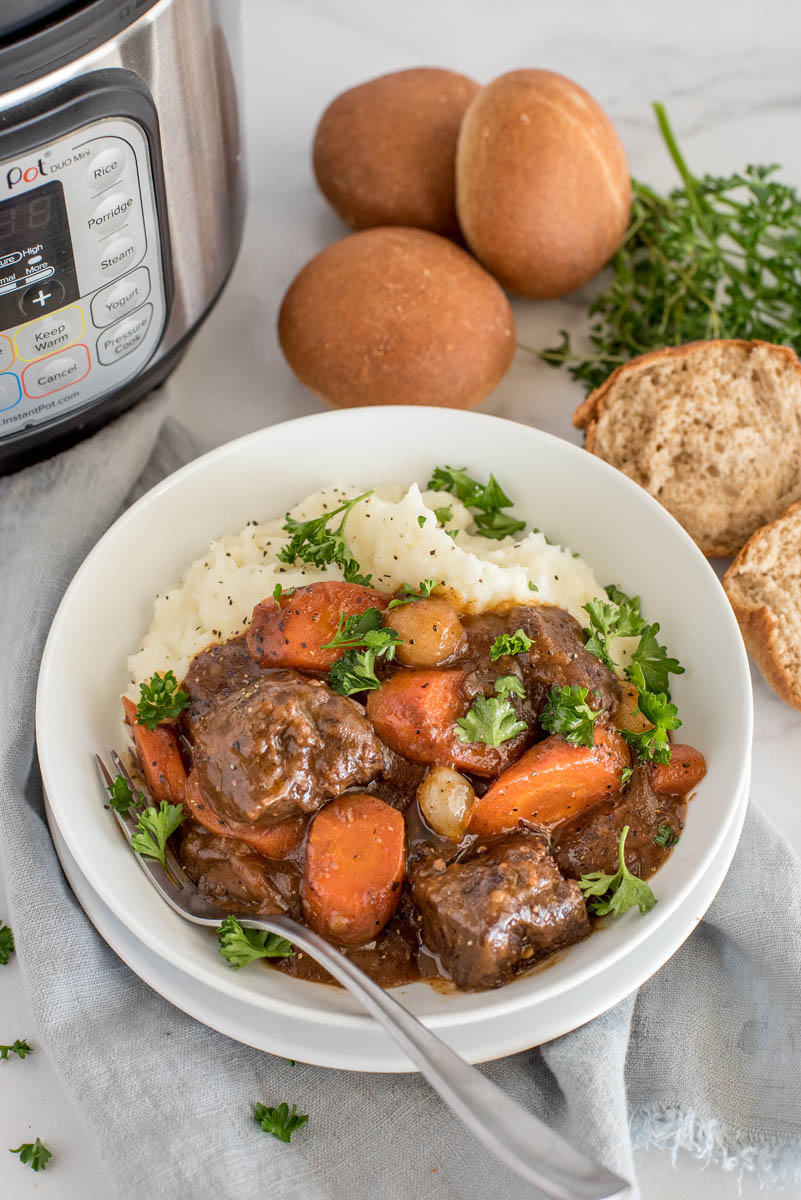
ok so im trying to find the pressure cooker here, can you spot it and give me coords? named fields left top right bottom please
left=0, top=0, right=244, bottom=472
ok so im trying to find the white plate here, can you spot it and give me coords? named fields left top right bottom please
left=46, top=779, right=749, bottom=1070
left=37, top=408, right=753, bottom=1061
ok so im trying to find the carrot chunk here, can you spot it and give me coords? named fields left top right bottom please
left=247, top=581, right=389, bottom=671
left=183, top=769, right=304, bottom=858
left=365, top=669, right=523, bottom=777
left=650, top=745, right=707, bottom=796
left=122, top=695, right=187, bottom=806
left=302, top=793, right=405, bottom=946
left=468, top=723, right=630, bottom=835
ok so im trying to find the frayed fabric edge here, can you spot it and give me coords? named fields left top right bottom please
left=631, top=1104, right=801, bottom=1191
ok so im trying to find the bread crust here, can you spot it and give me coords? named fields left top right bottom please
left=573, top=339, right=801, bottom=557
left=723, top=498, right=801, bottom=712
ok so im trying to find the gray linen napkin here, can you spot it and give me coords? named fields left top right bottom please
left=2, top=395, right=800, bottom=1200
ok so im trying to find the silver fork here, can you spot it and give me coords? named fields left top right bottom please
left=96, top=751, right=629, bottom=1200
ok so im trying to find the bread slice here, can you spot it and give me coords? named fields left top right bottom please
left=723, top=500, right=801, bottom=711
left=573, top=340, right=801, bottom=556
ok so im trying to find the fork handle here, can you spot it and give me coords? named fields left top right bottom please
left=248, top=916, right=629, bottom=1200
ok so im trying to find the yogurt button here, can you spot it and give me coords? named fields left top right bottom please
left=22, top=345, right=90, bottom=397
left=98, top=235, right=141, bottom=278
left=96, top=303, right=153, bottom=364
left=88, top=191, right=136, bottom=237
left=91, top=266, right=150, bottom=327
left=0, top=372, right=21, bottom=412
left=87, top=145, right=127, bottom=191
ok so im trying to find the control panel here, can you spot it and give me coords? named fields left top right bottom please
left=0, top=115, right=166, bottom=439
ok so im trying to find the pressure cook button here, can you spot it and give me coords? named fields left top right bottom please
left=0, top=372, right=21, bottom=412
left=91, top=267, right=150, bottom=328
left=88, top=191, right=137, bottom=237
left=22, top=345, right=90, bottom=398
left=96, top=303, right=153, bottom=364
left=0, top=335, right=12, bottom=371
left=87, top=145, right=126, bottom=192
left=15, top=305, right=84, bottom=361
left=98, top=235, right=141, bottom=279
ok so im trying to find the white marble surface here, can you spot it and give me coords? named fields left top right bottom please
left=3, top=0, right=801, bottom=1196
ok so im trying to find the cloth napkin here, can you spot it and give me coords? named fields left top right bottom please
left=2, top=393, right=801, bottom=1200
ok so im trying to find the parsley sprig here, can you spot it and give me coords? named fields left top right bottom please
left=218, top=916, right=294, bottom=970
left=135, top=670, right=189, bottom=730
left=130, top=801, right=185, bottom=870
left=0, top=1040, right=32, bottom=1062
left=279, top=491, right=373, bottom=585
left=541, top=102, right=801, bottom=392
left=9, top=1138, right=51, bottom=1172
left=655, top=824, right=680, bottom=848
left=325, top=607, right=403, bottom=696
left=540, top=685, right=602, bottom=748
left=428, top=467, right=526, bottom=540
left=456, top=692, right=527, bottom=747
left=621, top=691, right=681, bottom=764
left=0, top=921, right=13, bottom=965
left=490, top=628, right=532, bottom=661
left=387, top=578, right=438, bottom=609
left=107, top=774, right=144, bottom=815
left=579, top=826, right=657, bottom=917
left=254, top=1101, right=309, bottom=1143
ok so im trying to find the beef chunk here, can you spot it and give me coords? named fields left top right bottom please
left=191, top=669, right=385, bottom=825
left=180, top=635, right=270, bottom=738
left=177, top=821, right=301, bottom=916
left=511, top=605, right=619, bottom=713
left=411, top=834, right=590, bottom=989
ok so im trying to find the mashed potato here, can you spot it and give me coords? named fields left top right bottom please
left=128, top=482, right=608, bottom=687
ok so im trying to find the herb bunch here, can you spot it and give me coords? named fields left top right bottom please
left=542, top=103, right=801, bottom=392
left=279, top=491, right=373, bottom=585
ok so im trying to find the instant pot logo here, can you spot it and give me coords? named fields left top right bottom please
left=5, top=156, right=50, bottom=190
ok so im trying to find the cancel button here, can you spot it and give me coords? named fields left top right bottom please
left=96, top=303, right=153, bottom=364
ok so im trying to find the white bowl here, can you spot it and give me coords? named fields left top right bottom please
left=36, top=407, right=753, bottom=1060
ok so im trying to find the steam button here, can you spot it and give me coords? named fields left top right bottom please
left=87, top=145, right=127, bottom=192
left=98, top=235, right=142, bottom=279
left=88, top=191, right=137, bottom=237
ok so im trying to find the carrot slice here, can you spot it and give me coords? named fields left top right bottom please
left=468, top=723, right=630, bottom=835
left=247, top=581, right=389, bottom=671
left=122, top=695, right=187, bottom=806
left=365, top=669, right=521, bottom=777
left=302, top=793, right=405, bottom=946
left=183, top=769, right=304, bottom=858
left=650, top=745, right=707, bottom=796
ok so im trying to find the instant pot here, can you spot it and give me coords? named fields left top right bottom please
left=0, top=0, right=244, bottom=472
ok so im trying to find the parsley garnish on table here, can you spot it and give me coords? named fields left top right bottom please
left=130, top=802, right=186, bottom=870
left=540, top=685, right=602, bottom=748
left=218, top=916, right=294, bottom=969
left=0, top=1040, right=32, bottom=1062
left=579, top=826, right=657, bottom=917
left=0, top=921, right=14, bottom=965
left=279, top=491, right=373, bottom=585
left=135, top=670, right=189, bottom=730
left=9, top=1138, right=52, bottom=1172
left=325, top=607, right=403, bottom=696
left=428, top=467, right=526, bottom=540
left=541, top=102, right=801, bottom=391
left=456, top=693, right=527, bottom=747
left=254, top=1101, right=308, bottom=1143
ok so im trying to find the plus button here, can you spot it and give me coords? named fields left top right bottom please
left=31, top=289, right=51, bottom=308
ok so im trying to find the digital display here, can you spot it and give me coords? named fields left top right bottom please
left=0, top=180, right=79, bottom=328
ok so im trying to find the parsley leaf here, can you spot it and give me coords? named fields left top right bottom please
left=489, top=629, right=532, bottom=661
left=427, top=467, right=526, bottom=541
left=323, top=606, right=385, bottom=648
left=494, top=674, right=526, bottom=699
left=621, top=766, right=634, bottom=785
left=625, top=624, right=684, bottom=697
left=622, top=691, right=682, bottom=764
left=273, top=583, right=295, bottom=603
left=583, top=589, right=647, bottom=670
left=328, top=649, right=385, bottom=696
left=654, top=824, right=680, bottom=848
left=130, top=802, right=186, bottom=870
left=417, top=515, right=427, bottom=528
left=9, top=1139, right=51, bottom=1172
left=528, top=580, right=539, bottom=592
left=279, top=491, right=373, bottom=585
left=107, top=774, right=143, bottom=815
left=433, top=506, right=453, bottom=525
left=254, top=1101, right=308, bottom=1143
left=218, top=917, right=293, bottom=969
left=0, top=1040, right=32, bottom=1062
left=387, top=579, right=438, bottom=609
left=135, top=670, right=189, bottom=731
left=0, top=921, right=14, bottom=965
left=456, top=694, right=527, bottom=747
left=539, top=685, right=602, bottom=748
left=579, top=826, right=657, bottom=916
left=325, top=608, right=403, bottom=695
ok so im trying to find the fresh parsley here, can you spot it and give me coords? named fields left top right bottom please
left=539, top=685, right=602, bottom=748
left=107, top=774, right=143, bottom=815
left=456, top=693, right=527, bottom=747
left=433, top=506, right=453, bottom=525
left=328, top=650, right=385, bottom=696
left=387, top=579, right=438, bottom=609
left=254, top=1101, right=308, bottom=1143
left=325, top=608, right=403, bottom=696
left=489, top=629, right=532, bottom=661
left=130, top=802, right=186, bottom=870
left=541, top=102, right=801, bottom=392
left=0, top=921, right=14, bottom=965
left=622, top=691, right=682, bottom=765
left=579, top=826, right=657, bottom=917
left=273, top=583, right=295, bottom=603
left=135, top=670, right=189, bottom=730
left=583, top=590, right=647, bottom=671
left=626, top=625, right=684, bottom=697
left=9, top=1139, right=51, bottom=1172
left=654, top=824, right=680, bottom=848
left=279, top=491, right=373, bottom=585
left=621, top=767, right=634, bottom=786
left=527, top=580, right=539, bottom=593
left=417, top=514, right=427, bottom=528
left=0, top=1040, right=32, bottom=1062
left=427, top=467, right=526, bottom=541
left=218, top=916, right=294, bottom=970
left=494, top=674, right=526, bottom=700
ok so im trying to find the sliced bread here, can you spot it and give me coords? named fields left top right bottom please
left=723, top=499, right=801, bottom=711
left=573, top=340, right=801, bottom=556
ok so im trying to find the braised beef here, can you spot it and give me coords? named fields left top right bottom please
left=410, top=834, right=591, bottom=989
left=178, top=820, right=302, bottom=916
left=512, top=605, right=619, bottom=712
left=180, top=634, right=270, bottom=737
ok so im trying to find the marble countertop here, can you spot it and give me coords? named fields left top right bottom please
left=3, top=0, right=801, bottom=1196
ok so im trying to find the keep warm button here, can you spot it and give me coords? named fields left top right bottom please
left=96, top=303, right=153, bottom=364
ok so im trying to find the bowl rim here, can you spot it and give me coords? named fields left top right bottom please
left=36, top=406, right=754, bottom=1031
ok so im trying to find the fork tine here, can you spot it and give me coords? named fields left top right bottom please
left=109, top=748, right=191, bottom=887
